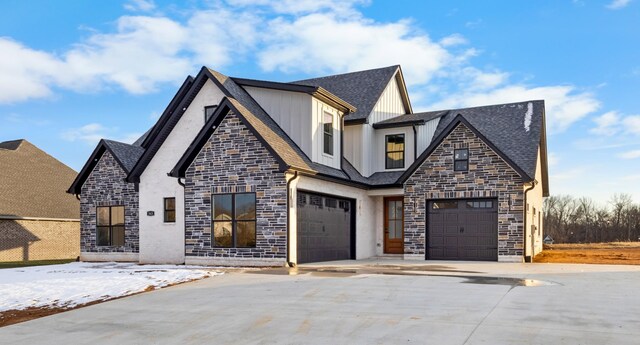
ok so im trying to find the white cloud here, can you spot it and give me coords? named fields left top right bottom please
left=623, top=115, right=640, bottom=135
left=226, top=0, right=368, bottom=15
left=618, top=150, right=640, bottom=159
left=62, top=123, right=141, bottom=145
left=428, top=84, right=600, bottom=133
left=591, top=111, right=621, bottom=136
left=606, top=0, right=632, bottom=9
left=124, top=0, right=156, bottom=12
left=0, top=0, right=611, bottom=141
left=258, top=14, right=452, bottom=86
left=0, top=38, right=64, bottom=103
left=439, top=34, right=467, bottom=47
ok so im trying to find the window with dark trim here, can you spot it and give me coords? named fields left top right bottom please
left=204, top=105, right=218, bottom=122
left=323, top=112, right=334, bottom=156
left=97, top=206, right=125, bottom=246
left=454, top=148, right=469, bottom=171
left=212, top=192, right=256, bottom=248
left=164, top=197, right=176, bottom=223
left=385, top=134, right=405, bottom=169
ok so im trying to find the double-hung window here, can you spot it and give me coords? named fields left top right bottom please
left=212, top=193, right=257, bottom=248
left=97, top=206, right=125, bottom=246
left=323, top=112, right=334, bottom=156
left=454, top=148, right=469, bottom=171
left=385, top=134, right=405, bottom=169
left=164, top=197, right=176, bottom=223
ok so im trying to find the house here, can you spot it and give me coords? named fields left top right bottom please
left=1, top=139, right=80, bottom=262
left=67, top=65, right=549, bottom=266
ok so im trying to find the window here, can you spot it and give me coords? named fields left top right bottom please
left=97, top=206, right=125, bottom=246
left=212, top=193, right=256, bottom=248
left=454, top=148, right=468, bottom=171
left=204, top=105, right=218, bottom=122
left=432, top=201, right=458, bottom=209
left=385, top=134, right=405, bottom=169
left=164, top=197, right=176, bottom=223
left=323, top=112, right=334, bottom=155
left=466, top=201, right=493, bottom=209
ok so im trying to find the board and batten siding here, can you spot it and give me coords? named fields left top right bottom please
left=311, top=97, right=341, bottom=169
left=345, top=73, right=410, bottom=177
left=244, top=87, right=313, bottom=157
left=416, top=118, right=440, bottom=155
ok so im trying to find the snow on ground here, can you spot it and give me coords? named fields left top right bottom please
left=0, top=262, right=222, bottom=312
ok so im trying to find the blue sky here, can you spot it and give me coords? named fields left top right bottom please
left=0, top=0, right=638, bottom=202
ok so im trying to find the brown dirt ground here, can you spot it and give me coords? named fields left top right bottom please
left=534, top=242, right=640, bottom=265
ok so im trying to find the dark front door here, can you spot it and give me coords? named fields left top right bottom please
left=427, top=199, right=498, bottom=261
left=297, top=191, right=355, bottom=264
left=384, top=197, right=404, bottom=254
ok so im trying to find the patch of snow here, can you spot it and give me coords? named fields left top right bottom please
left=524, top=102, right=533, bottom=132
left=0, top=262, right=222, bottom=312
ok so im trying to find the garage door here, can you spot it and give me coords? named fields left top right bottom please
left=297, top=191, right=354, bottom=264
left=427, top=199, right=498, bottom=261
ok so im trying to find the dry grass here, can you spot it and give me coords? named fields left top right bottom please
left=534, top=242, right=640, bottom=265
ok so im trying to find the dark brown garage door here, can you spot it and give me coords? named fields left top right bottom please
left=297, top=191, right=355, bottom=264
left=427, top=199, right=498, bottom=261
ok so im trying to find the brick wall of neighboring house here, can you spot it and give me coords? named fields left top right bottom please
left=0, top=219, right=80, bottom=261
left=184, top=112, right=288, bottom=259
left=404, top=123, right=525, bottom=259
left=80, top=151, right=139, bottom=253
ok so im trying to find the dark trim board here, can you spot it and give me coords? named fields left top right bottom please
left=398, top=115, right=533, bottom=184
left=232, top=77, right=356, bottom=114
left=67, top=140, right=135, bottom=194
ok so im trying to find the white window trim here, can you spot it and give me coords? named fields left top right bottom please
left=322, top=111, right=335, bottom=157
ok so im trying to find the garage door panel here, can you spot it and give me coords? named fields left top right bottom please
left=297, top=192, right=354, bottom=264
left=428, top=199, right=498, bottom=261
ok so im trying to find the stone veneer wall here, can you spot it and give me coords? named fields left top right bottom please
left=404, top=123, right=524, bottom=259
left=80, top=151, right=139, bottom=253
left=184, top=112, right=288, bottom=259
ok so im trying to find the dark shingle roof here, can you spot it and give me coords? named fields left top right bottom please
left=373, top=110, right=448, bottom=129
left=1, top=140, right=79, bottom=219
left=294, top=65, right=401, bottom=122
left=103, top=139, right=145, bottom=173
left=341, top=159, right=403, bottom=186
left=433, top=100, right=544, bottom=180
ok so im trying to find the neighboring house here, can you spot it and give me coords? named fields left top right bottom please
left=1, top=139, right=80, bottom=262
left=68, top=65, right=549, bottom=266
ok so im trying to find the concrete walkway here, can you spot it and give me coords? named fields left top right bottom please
left=1, top=262, right=639, bottom=344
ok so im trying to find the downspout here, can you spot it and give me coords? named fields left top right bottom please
left=286, top=171, right=299, bottom=267
left=412, top=125, right=418, bottom=160
left=176, top=177, right=186, bottom=265
left=523, top=181, right=537, bottom=263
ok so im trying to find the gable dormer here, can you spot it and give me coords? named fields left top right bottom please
left=233, top=78, right=354, bottom=170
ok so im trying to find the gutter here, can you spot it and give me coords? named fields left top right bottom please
left=285, top=171, right=299, bottom=267
left=523, top=180, right=537, bottom=263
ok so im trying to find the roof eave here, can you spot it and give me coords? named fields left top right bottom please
left=397, top=115, right=533, bottom=184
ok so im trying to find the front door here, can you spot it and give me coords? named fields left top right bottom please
left=384, top=197, right=404, bottom=254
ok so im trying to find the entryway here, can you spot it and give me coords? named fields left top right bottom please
left=384, top=197, right=404, bottom=254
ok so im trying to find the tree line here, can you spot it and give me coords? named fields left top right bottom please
left=543, top=194, right=640, bottom=243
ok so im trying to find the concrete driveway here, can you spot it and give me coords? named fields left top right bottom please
left=1, top=261, right=639, bottom=344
